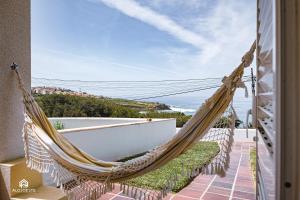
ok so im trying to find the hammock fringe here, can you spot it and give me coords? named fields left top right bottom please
left=23, top=106, right=236, bottom=200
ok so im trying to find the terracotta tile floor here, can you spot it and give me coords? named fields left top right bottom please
left=99, top=141, right=256, bottom=200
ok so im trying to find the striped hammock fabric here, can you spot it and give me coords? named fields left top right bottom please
left=13, top=42, right=255, bottom=200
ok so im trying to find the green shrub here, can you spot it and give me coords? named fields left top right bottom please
left=250, top=148, right=256, bottom=179
left=140, top=111, right=191, bottom=127
left=213, top=116, right=244, bottom=128
left=54, top=120, right=64, bottom=130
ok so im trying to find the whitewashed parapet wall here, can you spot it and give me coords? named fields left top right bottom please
left=49, top=118, right=176, bottom=161
left=49, top=117, right=151, bottom=129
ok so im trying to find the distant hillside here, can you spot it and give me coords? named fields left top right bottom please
left=33, top=93, right=190, bottom=127
left=32, top=86, right=170, bottom=111
left=33, top=93, right=141, bottom=118
left=33, top=92, right=240, bottom=128
left=108, top=98, right=170, bottom=111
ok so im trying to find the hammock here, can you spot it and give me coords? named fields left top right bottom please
left=13, top=42, right=255, bottom=200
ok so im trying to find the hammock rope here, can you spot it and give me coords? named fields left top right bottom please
left=12, top=41, right=255, bottom=200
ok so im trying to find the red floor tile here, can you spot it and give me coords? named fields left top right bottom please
left=97, top=193, right=116, bottom=200
left=177, top=188, right=204, bottom=198
left=232, top=190, right=256, bottom=200
left=172, top=195, right=198, bottom=200
left=211, top=181, right=233, bottom=189
left=98, top=141, right=256, bottom=200
left=112, top=196, right=133, bottom=200
left=186, top=182, right=208, bottom=191
left=234, top=185, right=256, bottom=193
left=202, top=192, right=229, bottom=200
left=207, top=186, right=231, bottom=196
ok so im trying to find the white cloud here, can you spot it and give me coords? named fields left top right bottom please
left=95, top=0, right=255, bottom=72
left=195, top=0, right=256, bottom=67
left=96, top=0, right=209, bottom=48
left=33, top=0, right=255, bottom=82
left=147, top=0, right=209, bottom=11
left=143, top=0, right=256, bottom=78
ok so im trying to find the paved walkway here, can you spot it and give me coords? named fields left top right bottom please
left=99, top=141, right=256, bottom=200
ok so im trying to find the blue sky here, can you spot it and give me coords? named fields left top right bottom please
left=31, top=0, right=256, bottom=81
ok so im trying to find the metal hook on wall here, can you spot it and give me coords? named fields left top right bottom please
left=10, top=62, right=19, bottom=70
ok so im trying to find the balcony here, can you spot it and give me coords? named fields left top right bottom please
left=2, top=117, right=256, bottom=200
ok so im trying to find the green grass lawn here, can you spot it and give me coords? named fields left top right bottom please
left=124, top=141, right=219, bottom=192
left=250, top=148, right=256, bottom=179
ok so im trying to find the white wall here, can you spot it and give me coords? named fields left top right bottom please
left=56, top=118, right=176, bottom=161
left=233, top=129, right=256, bottom=141
left=49, top=117, right=148, bottom=129
left=177, top=128, right=256, bottom=141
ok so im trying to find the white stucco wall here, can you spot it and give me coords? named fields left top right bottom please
left=0, top=0, right=30, bottom=163
left=0, top=1, right=30, bottom=199
left=49, top=117, right=149, bottom=129
left=177, top=128, right=256, bottom=141
left=53, top=118, right=176, bottom=161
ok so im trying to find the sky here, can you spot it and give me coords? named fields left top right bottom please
left=31, top=0, right=256, bottom=81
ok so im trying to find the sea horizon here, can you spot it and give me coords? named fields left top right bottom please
left=146, top=87, right=253, bottom=127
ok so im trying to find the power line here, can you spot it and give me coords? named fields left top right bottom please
left=32, top=75, right=251, bottom=83
left=131, top=80, right=252, bottom=100
left=131, top=85, right=221, bottom=101
left=32, top=76, right=252, bottom=100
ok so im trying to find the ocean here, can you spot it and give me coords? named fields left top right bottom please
left=147, top=87, right=253, bottom=127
